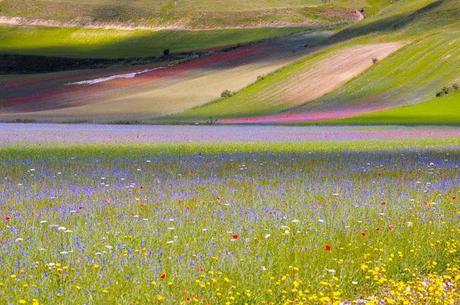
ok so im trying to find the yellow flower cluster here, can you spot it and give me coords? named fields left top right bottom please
left=275, top=266, right=460, bottom=305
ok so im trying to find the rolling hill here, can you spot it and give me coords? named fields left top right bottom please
left=171, top=0, right=460, bottom=124
left=0, top=0, right=459, bottom=125
left=0, top=32, right=329, bottom=122
left=0, top=0, right=374, bottom=29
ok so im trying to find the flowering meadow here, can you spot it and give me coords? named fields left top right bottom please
left=1, top=141, right=460, bottom=305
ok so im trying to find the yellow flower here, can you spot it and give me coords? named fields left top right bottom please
left=19, top=300, right=27, bottom=304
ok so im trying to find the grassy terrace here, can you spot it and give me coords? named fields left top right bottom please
left=331, top=93, right=460, bottom=126
left=0, top=26, right=305, bottom=59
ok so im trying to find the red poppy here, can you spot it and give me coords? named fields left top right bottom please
left=232, top=234, right=239, bottom=240
left=4, top=215, right=10, bottom=222
left=325, top=245, right=332, bottom=251
left=160, top=272, right=167, bottom=279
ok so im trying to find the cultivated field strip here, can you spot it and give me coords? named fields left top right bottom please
left=2, top=124, right=460, bottom=146
left=177, top=42, right=403, bottom=122
left=0, top=33, right=326, bottom=122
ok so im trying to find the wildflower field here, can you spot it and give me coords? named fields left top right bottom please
left=1, top=137, right=460, bottom=305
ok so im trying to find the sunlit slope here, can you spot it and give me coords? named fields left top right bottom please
left=0, top=26, right=302, bottom=58
left=292, top=31, right=460, bottom=116
left=171, top=41, right=403, bottom=120
left=333, top=93, right=460, bottom=125
left=171, top=0, right=460, bottom=123
left=0, top=0, right=375, bottom=29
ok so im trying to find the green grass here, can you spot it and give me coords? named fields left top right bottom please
left=0, top=0, right=382, bottom=28
left=0, top=25, right=307, bottom=58
left=1, top=141, right=460, bottom=304
left=332, top=92, right=460, bottom=125
left=3, top=136, right=460, bottom=158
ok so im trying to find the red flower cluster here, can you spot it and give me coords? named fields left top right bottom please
left=325, top=245, right=332, bottom=251
left=232, top=234, right=239, bottom=240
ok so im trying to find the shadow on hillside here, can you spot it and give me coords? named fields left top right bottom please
left=327, top=0, right=446, bottom=43
left=0, top=29, right=323, bottom=74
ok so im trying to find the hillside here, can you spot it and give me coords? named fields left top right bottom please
left=0, top=0, right=459, bottom=125
left=0, top=0, right=372, bottom=29
left=0, top=32, right=328, bottom=122
left=0, top=26, right=302, bottom=59
left=333, top=92, right=460, bottom=125
left=172, top=0, right=460, bottom=124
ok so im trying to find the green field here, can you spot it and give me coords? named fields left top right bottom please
left=332, top=92, right=460, bottom=125
left=1, top=139, right=460, bottom=304
left=0, top=25, right=306, bottom=58
left=2, top=0, right=460, bottom=304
